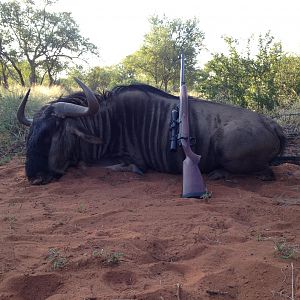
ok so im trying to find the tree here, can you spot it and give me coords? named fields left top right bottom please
left=0, top=60, right=9, bottom=88
left=248, top=33, right=283, bottom=110
left=197, top=37, right=251, bottom=107
left=0, top=29, right=26, bottom=86
left=124, top=15, right=205, bottom=91
left=61, top=63, right=137, bottom=92
left=0, top=0, right=98, bottom=86
left=198, top=33, right=288, bottom=111
left=275, top=55, right=300, bottom=106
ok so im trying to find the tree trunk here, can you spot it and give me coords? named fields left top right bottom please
left=40, top=71, right=46, bottom=85
left=15, top=68, right=25, bottom=86
left=45, top=63, right=54, bottom=86
left=0, top=64, right=9, bottom=88
left=29, top=61, right=37, bottom=85
left=48, top=69, right=54, bottom=86
left=2, top=57, right=25, bottom=86
left=10, top=62, right=25, bottom=86
left=164, top=81, right=168, bottom=92
left=29, top=71, right=37, bottom=85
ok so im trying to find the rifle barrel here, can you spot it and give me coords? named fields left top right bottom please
left=180, top=53, right=185, bottom=85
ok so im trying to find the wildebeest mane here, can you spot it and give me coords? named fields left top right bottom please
left=52, top=91, right=111, bottom=106
left=111, top=84, right=178, bottom=99
left=51, top=84, right=177, bottom=107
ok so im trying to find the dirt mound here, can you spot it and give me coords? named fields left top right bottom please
left=0, top=159, right=299, bottom=299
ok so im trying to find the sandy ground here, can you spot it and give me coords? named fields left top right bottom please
left=0, top=159, right=299, bottom=300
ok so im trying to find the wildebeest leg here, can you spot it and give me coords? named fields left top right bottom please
left=106, top=163, right=144, bottom=175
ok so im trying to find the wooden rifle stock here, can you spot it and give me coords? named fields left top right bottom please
left=179, top=53, right=207, bottom=198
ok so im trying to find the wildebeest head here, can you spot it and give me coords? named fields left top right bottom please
left=17, top=78, right=101, bottom=185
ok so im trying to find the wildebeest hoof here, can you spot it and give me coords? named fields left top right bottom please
left=106, top=163, right=144, bottom=175
left=208, top=169, right=230, bottom=180
left=31, top=177, right=44, bottom=185
left=129, top=164, right=144, bottom=175
left=30, top=173, right=57, bottom=185
left=31, top=176, right=51, bottom=185
left=255, top=168, right=275, bottom=181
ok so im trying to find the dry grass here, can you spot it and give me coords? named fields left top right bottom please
left=0, top=84, right=66, bottom=164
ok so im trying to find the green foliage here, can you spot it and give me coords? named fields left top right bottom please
left=0, top=0, right=98, bottom=87
left=198, top=33, right=300, bottom=111
left=92, top=249, right=124, bottom=266
left=123, top=15, right=205, bottom=91
left=3, top=215, right=17, bottom=229
left=274, top=240, right=298, bottom=260
left=62, top=64, right=138, bottom=92
left=85, top=65, right=138, bottom=91
left=47, top=248, right=68, bottom=270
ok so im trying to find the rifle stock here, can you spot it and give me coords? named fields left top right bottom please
left=179, top=54, right=207, bottom=198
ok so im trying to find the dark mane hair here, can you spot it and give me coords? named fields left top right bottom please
left=111, top=84, right=178, bottom=99
left=52, top=91, right=110, bottom=106
left=52, top=84, right=177, bottom=106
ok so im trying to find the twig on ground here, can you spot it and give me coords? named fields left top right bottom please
left=206, top=289, right=229, bottom=296
left=281, top=266, right=288, bottom=285
left=176, top=283, right=181, bottom=300
left=291, top=263, right=294, bottom=300
left=270, top=263, right=296, bottom=300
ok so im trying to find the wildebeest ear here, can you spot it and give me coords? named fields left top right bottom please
left=67, top=126, right=103, bottom=144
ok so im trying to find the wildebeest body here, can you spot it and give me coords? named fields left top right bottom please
left=20, top=83, right=285, bottom=184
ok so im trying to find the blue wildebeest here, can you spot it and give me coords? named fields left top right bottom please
left=17, top=79, right=285, bottom=184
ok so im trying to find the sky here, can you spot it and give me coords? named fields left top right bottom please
left=51, top=0, right=300, bottom=67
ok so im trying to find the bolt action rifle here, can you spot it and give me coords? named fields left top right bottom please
left=170, top=53, right=207, bottom=198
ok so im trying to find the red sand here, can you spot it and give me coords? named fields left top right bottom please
left=0, top=159, right=299, bottom=300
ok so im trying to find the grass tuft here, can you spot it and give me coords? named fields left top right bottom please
left=274, top=240, right=299, bottom=260
left=47, top=247, right=68, bottom=270
left=92, top=249, right=124, bottom=266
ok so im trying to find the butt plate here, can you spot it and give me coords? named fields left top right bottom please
left=182, top=191, right=208, bottom=198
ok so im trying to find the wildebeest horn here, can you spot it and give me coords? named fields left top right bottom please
left=17, top=89, right=33, bottom=127
left=52, top=78, right=99, bottom=118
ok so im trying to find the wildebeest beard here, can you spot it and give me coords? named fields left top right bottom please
left=25, top=106, right=64, bottom=184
